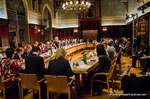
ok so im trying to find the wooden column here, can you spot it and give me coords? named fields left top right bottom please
left=0, top=26, right=2, bottom=47
left=132, top=17, right=135, bottom=44
left=149, top=13, right=150, bottom=46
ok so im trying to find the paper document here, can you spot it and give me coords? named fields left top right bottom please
left=69, top=61, right=74, bottom=70
left=77, top=65, right=91, bottom=69
left=77, top=61, right=91, bottom=69
left=78, top=61, right=85, bottom=66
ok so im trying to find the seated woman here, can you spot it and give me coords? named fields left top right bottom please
left=95, top=44, right=111, bottom=73
left=1, top=48, right=24, bottom=88
left=13, top=47, right=24, bottom=63
left=47, top=48, right=73, bottom=81
left=86, top=44, right=111, bottom=95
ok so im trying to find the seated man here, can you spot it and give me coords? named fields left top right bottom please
left=14, top=47, right=24, bottom=63
left=140, top=55, right=150, bottom=75
left=22, top=45, right=32, bottom=58
left=121, top=66, right=150, bottom=96
left=45, top=41, right=51, bottom=51
left=25, top=46, right=46, bottom=99
left=131, top=51, right=144, bottom=68
left=25, top=46, right=46, bottom=80
left=131, top=42, right=149, bottom=68
left=103, top=42, right=117, bottom=61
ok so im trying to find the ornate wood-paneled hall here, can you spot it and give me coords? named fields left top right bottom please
left=0, top=0, right=150, bottom=99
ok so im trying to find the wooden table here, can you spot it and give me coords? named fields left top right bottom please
left=43, top=43, right=97, bottom=94
left=44, top=43, right=96, bottom=64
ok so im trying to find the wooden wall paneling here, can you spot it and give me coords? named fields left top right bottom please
left=100, top=25, right=132, bottom=39
left=0, top=27, right=1, bottom=47
left=0, top=18, right=9, bottom=48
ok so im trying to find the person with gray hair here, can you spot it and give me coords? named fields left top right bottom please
left=103, top=41, right=117, bottom=61
left=22, top=45, right=32, bottom=58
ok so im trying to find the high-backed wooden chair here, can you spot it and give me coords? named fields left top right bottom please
left=0, top=78, right=12, bottom=99
left=111, top=57, right=117, bottom=65
left=91, top=62, right=116, bottom=96
left=19, top=73, right=45, bottom=99
left=44, top=75, right=74, bottom=99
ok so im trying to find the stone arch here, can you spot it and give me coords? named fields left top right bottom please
left=42, top=3, right=53, bottom=40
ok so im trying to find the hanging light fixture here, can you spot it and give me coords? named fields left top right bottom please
left=62, top=0, right=92, bottom=14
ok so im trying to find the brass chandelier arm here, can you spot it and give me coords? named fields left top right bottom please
left=62, top=0, right=91, bottom=14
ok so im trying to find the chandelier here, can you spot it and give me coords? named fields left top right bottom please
left=62, top=0, right=91, bottom=14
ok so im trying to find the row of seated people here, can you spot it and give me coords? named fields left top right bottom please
left=1, top=37, right=150, bottom=98
left=0, top=38, right=118, bottom=98
left=101, top=38, right=150, bottom=97
left=33, top=37, right=84, bottom=54
left=131, top=41, right=150, bottom=75
left=100, top=37, right=131, bottom=55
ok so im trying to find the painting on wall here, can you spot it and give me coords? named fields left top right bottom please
left=138, top=21, right=148, bottom=34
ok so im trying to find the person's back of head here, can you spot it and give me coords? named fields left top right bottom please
left=16, top=47, right=24, bottom=55
left=38, top=42, right=42, bottom=47
left=26, top=45, right=32, bottom=52
left=6, top=48, right=14, bottom=59
left=32, top=46, right=41, bottom=56
left=55, top=48, right=66, bottom=60
left=97, top=44, right=106, bottom=56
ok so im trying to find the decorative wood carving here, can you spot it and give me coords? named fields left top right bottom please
left=0, top=18, right=9, bottom=26
left=53, top=0, right=61, bottom=18
left=38, top=0, right=42, bottom=12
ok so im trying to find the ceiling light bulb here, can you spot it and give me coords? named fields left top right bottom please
left=129, top=14, right=132, bottom=18
left=86, top=1, right=89, bottom=5
left=82, top=1, right=84, bottom=4
left=66, top=2, right=68, bottom=5
left=62, top=4, right=65, bottom=7
left=70, top=1, right=73, bottom=4
left=88, top=3, right=91, bottom=6
left=76, top=1, right=79, bottom=4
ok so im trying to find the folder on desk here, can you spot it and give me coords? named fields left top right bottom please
left=77, top=61, right=91, bottom=69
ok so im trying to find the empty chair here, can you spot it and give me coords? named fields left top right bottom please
left=44, top=75, right=74, bottom=99
left=91, top=62, right=116, bottom=96
left=19, top=73, right=45, bottom=99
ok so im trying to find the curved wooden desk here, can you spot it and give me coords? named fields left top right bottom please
left=44, top=43, right=96, bottom=65
left=43, top=43, right=97, bottom=95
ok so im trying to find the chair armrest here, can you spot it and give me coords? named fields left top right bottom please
left=44, top=81, right=47, bottom=84
left=1, top=78, right=12, bottom=83
left=37, top=78, right=46, bottom=83
left=68, top=80, right=74, bottom=86
left=92, top=73, right=109, bottom=80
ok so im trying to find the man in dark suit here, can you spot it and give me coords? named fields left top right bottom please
left=25, top=47, right=46, bottom=99
left=25, top=46, right=46, bottom=80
